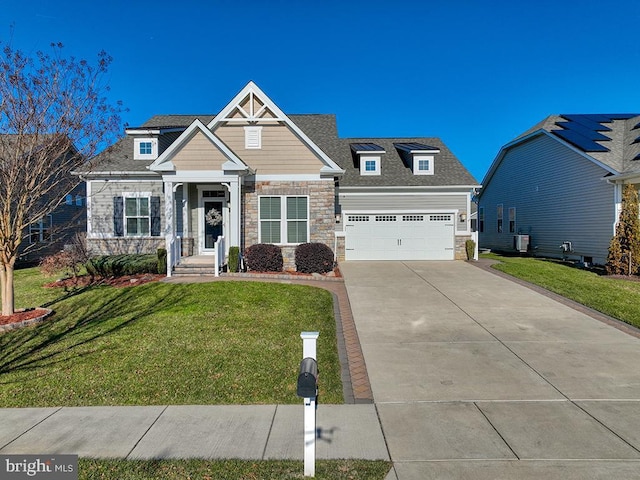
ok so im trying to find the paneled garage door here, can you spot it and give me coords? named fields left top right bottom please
left=344, top=213, right=455, bottom=260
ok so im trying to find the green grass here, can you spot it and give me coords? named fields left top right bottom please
left=78, top=459, right=392, bottom=480
left=0, top=271, right=342, bottom=407
left=483, top=253, right=640, bottom=328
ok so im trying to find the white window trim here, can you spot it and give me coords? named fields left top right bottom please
left=134, top=138, right=159, bottom=160
left=244, top=126, right=263, bottom=149
left=258, top=195, right=310, bottom=245
left=123, top=192, right=151, bottom=237
left=413, top=155, right=434, bottom=175
left=360, top=155, right=381, bottom=176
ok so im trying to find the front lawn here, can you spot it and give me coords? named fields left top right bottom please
left=0, top=272, right=342, bottom=407
left=483, top=253, right=640, bottom=328
left=79, top=459, right=392, bottom=480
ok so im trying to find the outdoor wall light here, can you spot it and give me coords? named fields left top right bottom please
left=459, top=213, right=467, bottom=222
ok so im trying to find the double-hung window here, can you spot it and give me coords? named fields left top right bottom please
left=29, top=216, right=52, bottom=243
left=259, top=196, right=308, bottom=244
left=125, top=197, right=150, bottom=236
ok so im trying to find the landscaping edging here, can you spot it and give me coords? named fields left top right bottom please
left=0, top=308, right=53, bottom=333
left=220, top=272, right=343, bottom=282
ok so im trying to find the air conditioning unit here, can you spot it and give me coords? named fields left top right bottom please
left=514, top=235, right=530, bottom=253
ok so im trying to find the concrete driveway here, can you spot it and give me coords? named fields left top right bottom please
left=341, top=261, right=640, bottom=480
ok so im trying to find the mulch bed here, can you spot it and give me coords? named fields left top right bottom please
left=0, top=308, right=51, bottom=326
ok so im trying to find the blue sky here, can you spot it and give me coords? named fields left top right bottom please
left=2, top=0, right=639, bottom=181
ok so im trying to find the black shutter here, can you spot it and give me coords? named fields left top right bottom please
left=113, top=197, right=124, bottom=237
left=150, top=196, right=161, bottom=237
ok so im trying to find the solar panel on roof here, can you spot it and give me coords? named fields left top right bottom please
left=555, top=122, right=610, bottom=142
left=394, top=142, right=439, bottom=152
left=350, top=143, right=384, bottom=152
left=553, top=129, right=610, bottom=152
left=560, top=115, right=612, bottom=132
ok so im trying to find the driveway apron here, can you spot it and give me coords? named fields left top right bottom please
left=340, top=261, right=640, bottom=480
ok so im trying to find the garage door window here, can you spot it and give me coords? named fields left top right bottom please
left=259, top=196, right=308, bottom=244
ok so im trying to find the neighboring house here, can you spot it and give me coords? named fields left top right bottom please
left=19, top=182, right=87, bottom=264
left=478, top=113, right=640, bottom=265
left=0, top=136, right=88, bottom=265
left=80, top=81, right=478, bottom=273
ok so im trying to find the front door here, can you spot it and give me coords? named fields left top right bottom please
left=202, top=199, right=224, bottom=254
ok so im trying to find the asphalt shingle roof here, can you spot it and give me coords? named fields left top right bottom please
left=89, top=112, right=478, bottom=186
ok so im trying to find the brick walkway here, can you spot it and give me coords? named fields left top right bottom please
left=164, top=274, right=374, bottom=404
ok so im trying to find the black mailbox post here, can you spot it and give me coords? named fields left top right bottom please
left=297, top=357, right=318, bottom=398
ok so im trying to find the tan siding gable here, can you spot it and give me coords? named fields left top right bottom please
left=171, top=131, right=228, bottom=170
left=214, top=124, right=324, bottom=174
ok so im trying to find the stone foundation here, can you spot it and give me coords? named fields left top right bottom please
left=87, top=237, right=165, bottom=256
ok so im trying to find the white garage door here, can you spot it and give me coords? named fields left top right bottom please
left=344, top=213, right=455, bottom=261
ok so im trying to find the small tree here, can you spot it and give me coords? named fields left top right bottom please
left=0, top=43, right=123, bottom=314
left=606, top=184, right=640, bottom=275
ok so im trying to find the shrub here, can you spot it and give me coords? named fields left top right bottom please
left=295, top=242, right=335, bottom=273
left=228, top=246, right=240, bottom=273
left=39, top=250, right=81, bottom=278
left=606, top=184, right=640, bottom=275
left=244, top=244, right=283, bottom=272
left=85, top=254, right=159, bottom=278
left=157, top=248, right=167, bottom=274
left=465, top=239, right=476, bottom=261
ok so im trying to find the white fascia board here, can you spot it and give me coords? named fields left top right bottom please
left=409, top=149, right=440, bottom=154
left=340, top=185, right=480, bottom=192
left=604, top=172, right=640, bottom=183
left=254, top=174, right=325, bottom=181
left=149, top=119, right=248, bottom=172
left=76, top=170, right=160, bottom=177
left=125, top=127, right=185, bottom=135
left=209, top=81, right=344, bottom=174
left=479, top=129, right=618, bottom=196
left=355, top=150, right=386, bottom=155
left=163, top=170, right=241, bottom=183
left=321, top=165, right=345, bottom=176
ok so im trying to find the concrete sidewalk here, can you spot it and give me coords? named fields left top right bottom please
left=0, top=404, right=389, bottom=461
left=341, top=261, right=640, bottom=480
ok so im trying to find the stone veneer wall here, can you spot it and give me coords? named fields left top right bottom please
left=86, top=238, right=165, bottom=256
left=243, top=180, right=335, bottom=270
left=455, top=235, right=472, bottom=260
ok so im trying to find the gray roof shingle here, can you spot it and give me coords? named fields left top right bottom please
left=89, top=112, right=478, bottom=186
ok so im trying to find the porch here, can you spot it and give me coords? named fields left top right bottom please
left=167, top=235, right=226, bottom=277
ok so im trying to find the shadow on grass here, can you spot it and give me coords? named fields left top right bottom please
left=0, top=283, right=183, bottom=377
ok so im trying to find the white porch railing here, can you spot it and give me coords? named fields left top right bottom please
left=166, top=235, right=182, bottom=278
left=214, top=235, right=225, bottom=277
left=471, top=231, right=479, bottom=261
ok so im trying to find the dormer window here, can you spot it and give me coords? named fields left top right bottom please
left=361, top=156, right=381, bottom=175
left=244, top=126, right=262, bottom=149
left=414, top=155, right=434, bottom=175
left=350, top=143, right=385, bottom=176
left=394, top=143, right=440, bottom=176
left=134, top=138, right=158, bottom=160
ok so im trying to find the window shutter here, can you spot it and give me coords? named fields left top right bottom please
left=113, top=197, right=124, bottom=237
left=150, top=196, right=161, bottom=237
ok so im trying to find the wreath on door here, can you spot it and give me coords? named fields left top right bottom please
left=205, top=208, right=223, bottom=226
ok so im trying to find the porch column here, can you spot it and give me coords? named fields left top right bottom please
left=227, top=178, right=241, bottom=250
left=164, top=181, right=174, bottom=277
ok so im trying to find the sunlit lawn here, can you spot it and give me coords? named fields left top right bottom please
left=0, top=269, right=342, bottom=407
left=79, top=459, right=392, bottom=480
